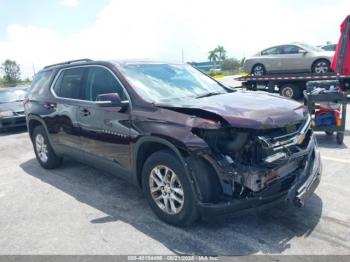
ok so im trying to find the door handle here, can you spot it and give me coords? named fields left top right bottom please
left=80, top=108, right=91, bottom=116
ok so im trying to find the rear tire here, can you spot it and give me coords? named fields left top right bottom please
left=336, top=132, right=344, bottom=145
left=142, top=150, right=199, bottom=226
left=32, top=125, right=62, bottom=169
left=251, top=64, right=266, bottom=76
left=312, top=59, right=330, bottom=74
left=279, top=83, right=302, bottom=99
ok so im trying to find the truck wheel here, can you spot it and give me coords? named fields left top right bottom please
left=336, top=132, right=344, bottom=145
left=325, top=131, right=334, bottom=136
left=251, top=64, right=266, bottom=76
left=312, top=59, right=330, bottom=74
left=142, top=150, right=199, bottom=226
left=32, top=125, right=63, bottom=169
left=280, top=83, right=301, bottom=99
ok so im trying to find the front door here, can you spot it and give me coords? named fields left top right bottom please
left=77, top=66, right=131, bottom=174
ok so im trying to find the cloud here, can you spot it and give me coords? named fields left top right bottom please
left=61, top=0, right=79, bottom=7
left=0, top=0, right=349, bottom=78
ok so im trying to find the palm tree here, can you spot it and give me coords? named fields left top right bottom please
left=208, top=50, right=218, bottom=69
left=215, top=45, right=227, bottom=62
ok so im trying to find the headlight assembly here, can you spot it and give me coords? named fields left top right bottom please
left=0, top=111, right=13, bottom=117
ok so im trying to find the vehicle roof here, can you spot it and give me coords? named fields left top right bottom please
left=40, top=59, right=184, bottom=72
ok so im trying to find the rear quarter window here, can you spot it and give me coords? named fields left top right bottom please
left=29, top=70, right=54, bottom=96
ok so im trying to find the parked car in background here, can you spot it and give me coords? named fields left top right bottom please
left=25, top=59, right=321, bottom=226
left=0, top=87, right=27, bottom=131
left=243, top=43, right=334, bottom=76
left=321, top=44, right=337, bottom=51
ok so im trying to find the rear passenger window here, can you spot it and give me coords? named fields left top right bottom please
left=53, top=67, right=85, bottom=99
left=84, top=67, right=126, bottom=101
left=261, top=46, right=282, bottom=56
left=30, top=71, right=53, bottom=96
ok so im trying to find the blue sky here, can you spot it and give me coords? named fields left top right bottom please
left=0, top=0, right=349, bottom=78
left=0, top=0, right=109, bottom=39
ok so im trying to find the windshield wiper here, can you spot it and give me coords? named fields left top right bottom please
left=196, top=92, right=223, bottom=99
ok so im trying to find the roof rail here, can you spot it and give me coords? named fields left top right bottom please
left=43, top=59, right=92, bottom=69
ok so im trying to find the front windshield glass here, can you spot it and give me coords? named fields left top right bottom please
left=119, top=63, right=227, bottom=103
left=0, top=90, right=26, bottom=103
left=298, top=43, right=323, bottom=52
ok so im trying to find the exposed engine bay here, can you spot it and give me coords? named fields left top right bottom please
left=192, top=114, right=313, bottom=195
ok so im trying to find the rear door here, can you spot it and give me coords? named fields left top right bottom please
left=49, top=67, right=86, bottom=158
left=77, top=65, right=132, bottom=174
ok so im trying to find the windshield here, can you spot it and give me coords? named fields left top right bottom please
left=0, top=90, right=26, bottom=103
left=119, top=64, right=227, bottom=103
left=297, top=43, right=323, bottom=52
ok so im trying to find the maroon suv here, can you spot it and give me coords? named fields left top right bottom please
left=25, top=59, right=321, bottom=226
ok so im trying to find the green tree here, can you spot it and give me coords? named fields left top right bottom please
left=1, top=59, right=21, bottom=86
left=208, top=49, right=219, bottom=69
left=221, top=58, right=240, bottom=72
left=215, top=45, right=227, bottom=62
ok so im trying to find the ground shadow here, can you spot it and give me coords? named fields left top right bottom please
left=0, top=126, right=27, bottom=137
left=315, top=131, right=349, bottom=149
left=20, top=158, right=323, bottom=255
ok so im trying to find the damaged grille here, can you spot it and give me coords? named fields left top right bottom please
left=194, top=115, right=313, bottom=195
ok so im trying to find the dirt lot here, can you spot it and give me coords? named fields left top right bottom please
left=0, top=98, right=349, bottom=255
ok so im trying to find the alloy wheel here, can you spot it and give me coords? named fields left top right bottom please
left=35, top=134, right=48, bottom=163
left=149, top=165, right=184, bottom=215
left=253, top=65, right=264, bottom=76
left=314, top=61, right=329, bottom=74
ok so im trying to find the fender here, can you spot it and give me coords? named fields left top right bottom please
left=131, top=135, right=205, bottom=202
left=27, top=114, right=50, bottom=141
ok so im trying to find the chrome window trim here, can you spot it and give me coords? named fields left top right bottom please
left=49, top=64, right=132, bottom=109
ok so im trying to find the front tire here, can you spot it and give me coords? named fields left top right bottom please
left=312, top=59, right=330, bottom=74
left=142, top=150, right=198, bottom=226
left=32, top=125, right=62, bottom=169
left=251, top=64, right=266, bottom=76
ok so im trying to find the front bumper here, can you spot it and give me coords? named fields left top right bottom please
left=0, top=115, right=26, bottom=130
left=197, top=138, right=322, bottom=216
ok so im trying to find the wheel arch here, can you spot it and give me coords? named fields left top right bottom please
left=27, top=115, right=48, bottom=141
left=132, top=136, right=189, bottom=189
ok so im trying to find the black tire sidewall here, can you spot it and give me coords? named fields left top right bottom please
left=32, top=125, right=62, bottom=169
left=142, top=150, right=198, bottom=226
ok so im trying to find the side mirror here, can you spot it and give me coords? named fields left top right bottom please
left=299, top=49, right=308, bottom=55
left=96, top=93, right=129, bottom=110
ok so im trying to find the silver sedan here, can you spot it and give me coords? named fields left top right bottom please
left=243, top=43, right=334, bottom=76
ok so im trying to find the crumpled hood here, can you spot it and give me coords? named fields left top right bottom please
left=0, top=101, right=24, bottom=113
left=158, top=91, right=307, bottom=129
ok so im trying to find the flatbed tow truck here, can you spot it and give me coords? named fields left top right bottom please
left=236, top=15, right=350, bottom=100
left=235, top=73, right=350, bottom=99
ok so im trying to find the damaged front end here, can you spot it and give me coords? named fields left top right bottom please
left=191, top=114, right=321, bottom=215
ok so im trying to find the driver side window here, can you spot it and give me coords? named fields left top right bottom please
left=84, top=67, right=126, bottom=101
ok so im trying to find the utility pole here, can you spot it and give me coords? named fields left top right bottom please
left=32, top=63, right=36, bottom=76
left=181, top=48, right=184, bottom=64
